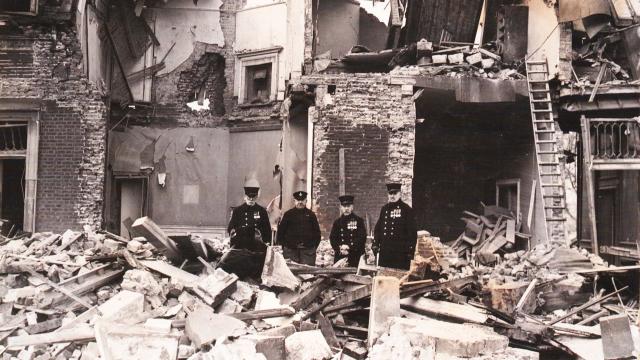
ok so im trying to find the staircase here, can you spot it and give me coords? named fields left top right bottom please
left=525, top=58, right=567, bottom=244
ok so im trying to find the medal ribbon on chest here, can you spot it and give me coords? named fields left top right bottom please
left=390, top=208, right=402, bottom=218
left=347, top=220, right=357, bottom=230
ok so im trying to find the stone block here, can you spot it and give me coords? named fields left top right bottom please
left=96, top=290, right=144, bottom=323
left=368, top=276, right=400, bottom=347
left=196, top=268, right=238, bottom=308
left=386, top=316, right=508, bottom=357
left=284, top=330, right=332, bottom=360
left=243, top=334, right=285, bottom=360
left=432, top=54, right=448, bottom=64
left=261, top=324, right=296, bottom=338
left=466, top=52, right=484, bottom=65
left=481, top=58, right=495, bottom=69
left=600, top=314, right=634, bottom=359
left=185, top=305, right=247, bottom=347
left=144, top=319, right=172, bottom=334
left=448, top=53, right=465, bottom=64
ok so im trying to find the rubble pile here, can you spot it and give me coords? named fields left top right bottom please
left=450, top=205, right=530, bottom=265
left=333, top=38, right=525, bottom=81
left=1, top=214, right=640, bottom=360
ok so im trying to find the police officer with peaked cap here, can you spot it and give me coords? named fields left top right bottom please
left=373, top=182, right=418, bottom=270
left=277, top=189, right=321, bottom=265
left=227, top=176, right=272, bottom=250
left=330, top=195, right=366, bottom=267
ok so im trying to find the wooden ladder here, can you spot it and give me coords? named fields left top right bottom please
left=525, top=58, right=567, bottom=244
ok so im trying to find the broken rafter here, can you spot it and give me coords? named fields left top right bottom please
left=548, top=286, right=629, bottom=325
left=104, top=22, right=135, bottom=104
left=400, top=275, right=477, bottom=299
left=27, top=269, right=94, bottom=310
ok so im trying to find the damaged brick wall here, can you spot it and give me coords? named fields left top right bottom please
left=300, top=74, right=416, bottom=234
left=149, top=0, right=237, bottom=127
left=0, top=24, right=107, bottom=233
left=153, top=43, right=231, bottom=127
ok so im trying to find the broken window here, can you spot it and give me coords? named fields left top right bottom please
left=0, top=0, right=38, bottom=15
left=245, top=63, right=272, bottom=104
left=496, top=179, right=520, bottom=217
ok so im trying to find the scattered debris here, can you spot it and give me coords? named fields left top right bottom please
left=1, top=213, right=639, bottom=359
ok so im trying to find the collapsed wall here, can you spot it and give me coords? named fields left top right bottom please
left=299, top=73, right=416, bottom=235
left=0, top=23, right=107, bottom=233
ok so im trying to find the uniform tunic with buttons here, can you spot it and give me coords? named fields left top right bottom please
left=373, top=200, right=417, bottom=270
left=277, top=207, right=321, bottom=250
left=329, top=213, right=366, bottom=267
left=227, top=203, right=272, bottom=249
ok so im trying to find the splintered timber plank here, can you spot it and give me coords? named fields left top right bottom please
left=317, top=312, right=340, bottom=348
left=323, top=285, right=372, bottom=313
left=400, top=276, right=477, bottom=299
left=290, top=277, right=331, bottom=311
left=7, top=325, right=94, bottom=347
left=229, top=308, right=295, bottom=322
left=140, top=260, right=198, bottom=286
left=50, top=269, right=125, bottom=307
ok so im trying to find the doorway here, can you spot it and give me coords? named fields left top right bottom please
left=115, top=177, right=147, bottom=237
left=0, top=159, right=25, bottom=233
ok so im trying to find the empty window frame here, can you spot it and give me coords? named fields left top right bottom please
left=496, top=178, right=520, bottom=219
left=245, top=63, right=272, bottom=104
left=0, top=0, right=38, bottom=15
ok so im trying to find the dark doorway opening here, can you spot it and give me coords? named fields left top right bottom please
left=0, top=159, right=25, bottom=232
left=113, top=177, right=148, bottom=238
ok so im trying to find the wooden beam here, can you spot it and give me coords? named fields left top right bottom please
left=290, top=277, right=331, bottom=311
left=229, top=308, right=295, bottom=322
left=105, top=22, right=134, bottom=104
left=50, top=269, right=125, bottom=307
left=140, top=260, right=198, bottom=286
left=548, top=286, right=629, bottom=325
left=23, top=114, right=38, bottom=233
left=527, top=180, right=536, bottom=231
left=573, top=265, right=640, bottom=274
left=514, top=279, right=538, bottom=314
left=580, top=116, right=598, bottom=256
left=7, top=325, right=94, bottom=347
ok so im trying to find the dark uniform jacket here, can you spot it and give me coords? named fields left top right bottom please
left=373, top=200, right=417, bottom=270
left=228, top=203, right=272, bottom=249
left=277, top=207, right=321, bottom=249
left=329, top=213, right=366, bottom=267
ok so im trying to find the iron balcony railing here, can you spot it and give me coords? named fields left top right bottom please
left=589, top=118, right=640, bottom=161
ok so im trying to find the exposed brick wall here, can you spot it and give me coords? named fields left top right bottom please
left=298, top=74, right=416, bottom=235
left=558, top=22, right=573, bottom=82
left=144, top=0, right=287, bottom=129
left=0, top=23, right=107, bottom=233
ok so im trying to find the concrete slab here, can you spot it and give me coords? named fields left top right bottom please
left=284, top=330, right=332, bottom=360
left=243, top=334, right=285, bottom=360
left=96, top=290, right=144, bottom=323
left=185, top=305, right=247, bottom=347
left=600, top=314, right=634, bottom=359
left=386, top=316, right=509, bottom=357
left=261, top=324, right=296, bottom=339
left=368, top=276, right=400, bottom=347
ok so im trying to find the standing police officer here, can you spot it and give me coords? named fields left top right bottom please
left=227, top=177, right=272, bottom=250
left=330, top=195, right=366, bottom=267
left=373, top=183, right=417, bottom=269
left=277, top=190, right=321, bottom=265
